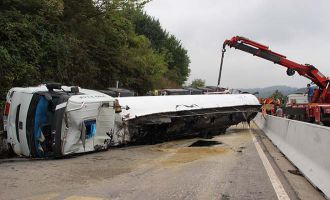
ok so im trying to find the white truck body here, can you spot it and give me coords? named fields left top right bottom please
left=287, top=93, right=308, bottom=105
left=4, top=85, right=115, bottom=157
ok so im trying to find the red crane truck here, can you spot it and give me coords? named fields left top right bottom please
left=218, top=36, right=330, bottom=125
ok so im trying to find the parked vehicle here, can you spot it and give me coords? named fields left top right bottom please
left=183, top=87, right=204, bottom=95
left=99, top=87, right=135, bottom=97
left=160, top=89, right=190, bottom=95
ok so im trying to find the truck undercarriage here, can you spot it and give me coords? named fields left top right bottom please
left=120, top=105, right=259, bottom=144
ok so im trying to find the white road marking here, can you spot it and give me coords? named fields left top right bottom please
left=26, top=193, right=59, bottom=200
left=251, top=133, right=290, bottom=200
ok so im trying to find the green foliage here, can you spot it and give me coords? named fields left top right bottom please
left=270, top=90, right=284, bottom=99
left=270, top=90, right=288, bottom=106
left=0, top=100, right=4, bottom=110
left=0, top=0, right=50, bottom=99
left=190, top=79, right=205, bottom=88
left=0, top=0, right=190, bottom=101
left=127, top=9, right=190, bottom=86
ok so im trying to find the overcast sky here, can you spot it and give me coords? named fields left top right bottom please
left=144, top=0, right=330, bottom=89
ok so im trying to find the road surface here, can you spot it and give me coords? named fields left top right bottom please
left=0, top=123, right=325, bottom=200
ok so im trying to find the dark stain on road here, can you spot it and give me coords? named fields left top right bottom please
left=189, top=140, right=223, bottom=147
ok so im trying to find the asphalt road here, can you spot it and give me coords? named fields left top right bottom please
left=0, top=123, right=325, bottom=200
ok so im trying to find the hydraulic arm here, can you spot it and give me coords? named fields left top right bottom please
left=218, top=36, right=330, bottom=102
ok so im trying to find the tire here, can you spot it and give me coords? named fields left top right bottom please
left=6, top=143, right=16, bottom=158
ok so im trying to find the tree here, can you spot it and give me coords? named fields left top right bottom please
left=270, top=90, right=286, bottom=105
left=0, top=0, right=63, bottom=101
left=0, top=0, right=190, bottom=104
left=190, top=79, right=205, bottom=88
left=127, top=9, right=190, bottom=86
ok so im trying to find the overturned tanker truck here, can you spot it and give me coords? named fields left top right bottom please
left=2, top=83, right=260, bottom=158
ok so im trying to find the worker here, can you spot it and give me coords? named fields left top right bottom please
left=305, top=84, right=314, bottom=103
left=271, top=105, right=276, bottom=115
left=276, top=106, right=283, bottom=117
left=261, top=106, right=266, bottom=116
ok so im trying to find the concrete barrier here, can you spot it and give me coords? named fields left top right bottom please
left=254, top=113, right=330, bottom=198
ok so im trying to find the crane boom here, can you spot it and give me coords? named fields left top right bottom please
left=219, top=36, right=330, bottom=102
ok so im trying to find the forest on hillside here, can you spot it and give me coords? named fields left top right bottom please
left=0, top=0, right=190, bottom=103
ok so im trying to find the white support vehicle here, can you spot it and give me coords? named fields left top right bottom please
left=3, top=83, right=116, bottom=157
left=285, top=93, right=309, bottom=120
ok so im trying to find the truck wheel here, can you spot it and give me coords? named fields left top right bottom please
left=217, top=127, right=228, bottom=135
left=7, top=143, right=16, bottom=157
left=322, top=121, right=330, bottom=126
left=199, top=130, right=212, bottom=139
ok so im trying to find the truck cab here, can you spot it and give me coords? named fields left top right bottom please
left=3, top=83, right=116, bottom=157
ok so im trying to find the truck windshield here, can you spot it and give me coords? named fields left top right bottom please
left=34, top=96, right=51, bottom=157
